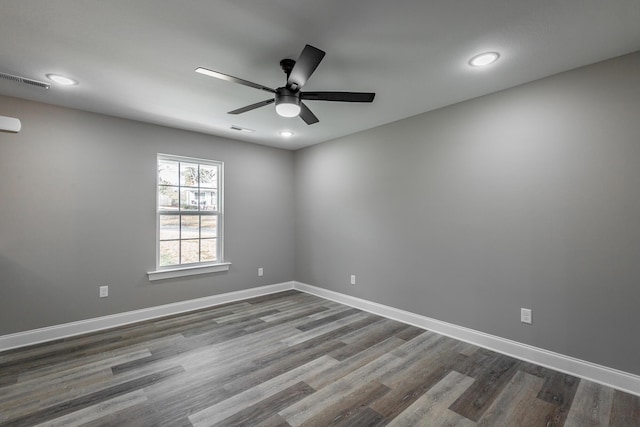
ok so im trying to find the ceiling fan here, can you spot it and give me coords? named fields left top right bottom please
left=195, top=44, right=375, bottom=125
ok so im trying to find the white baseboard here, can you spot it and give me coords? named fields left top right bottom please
left=293, top=281, right=640, bottom=397
left=0, top=282, right=294, bottom=352
left=2, top=280, right=638, bottom=396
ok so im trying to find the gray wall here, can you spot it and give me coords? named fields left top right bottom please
left=2, top=52, right=639, bottom=377
left=294, top=52, right=640, bottom=375
left=0, top=96, right=295, bottom=335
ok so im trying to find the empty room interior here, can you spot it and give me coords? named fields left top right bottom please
left=1, top=1, right=640, bottom=426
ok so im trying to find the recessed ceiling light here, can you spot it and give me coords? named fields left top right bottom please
left=468, top=52, right=500, bottom=67
left=279, top=130, right=294, bottom=138
left=46, top=74, right=78, bottom=86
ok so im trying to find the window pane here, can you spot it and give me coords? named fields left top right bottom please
left=199, top=190, right=217, bottom=211
left=181, top=239, right=200, bottom=264
left=181, top=215, right=200, bottom=239
left=157, top=156, right=222, bottom=269
left=159, top=240, right=179, bottom=266
left=201, top=238, right=217, bottom=262
left=201, top=216, right=217, bottom=238
left=180, top=163, right=199, bottom=187
left=158, top=186, right=179, bottom=211
left=159, top=215, right=180, bottom=240
left=158, top=160, right=179, bottom=186
left=199, top=165, right=218, bottom=189
left=180, top=188, right=199, bottom=211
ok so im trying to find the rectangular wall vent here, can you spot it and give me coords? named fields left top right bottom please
left=0, top=72, right=50, bottom=89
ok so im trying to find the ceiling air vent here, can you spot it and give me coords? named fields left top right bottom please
left=0, top=72, right=50, bottom=89
left=230, top=125, right=255, bottom=133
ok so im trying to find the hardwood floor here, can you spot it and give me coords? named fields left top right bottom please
left=1, top=290, right=638, bottom=426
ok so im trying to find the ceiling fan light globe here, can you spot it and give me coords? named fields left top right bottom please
left=275, top=103, right=301, bottom=117
left=275, top=89, right=301, bottom=117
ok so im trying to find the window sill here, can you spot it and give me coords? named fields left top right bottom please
left=147, top=262, right=231, bottom=281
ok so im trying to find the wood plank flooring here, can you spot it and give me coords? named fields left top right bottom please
left=1, top=290, right=638, bottom=426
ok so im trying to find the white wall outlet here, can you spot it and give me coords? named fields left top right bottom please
left=521, top=308, right=532, bottom=324
left=99, top=286, right=109, bottom=298
left=258, top=267, right=264, bottom=277
left=350, top=274, right=356, bottom=285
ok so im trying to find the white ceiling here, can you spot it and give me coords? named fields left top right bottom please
left=1, top=1, right=639, bottom=150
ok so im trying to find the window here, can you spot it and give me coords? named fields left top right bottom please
left=156, top=154, right=224, bottom=270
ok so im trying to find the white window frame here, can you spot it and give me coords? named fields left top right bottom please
left=148, top=154, right=230, bottom=281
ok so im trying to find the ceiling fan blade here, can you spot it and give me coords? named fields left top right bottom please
left=301, top=91, right=376, bottom=102
left=287, top=45, right=326, bottom=90
left=196, top=67, right=276, bottom=94
left=228, top=98, right=275, bottom=115
left=299, top=102, right=319, bottom=125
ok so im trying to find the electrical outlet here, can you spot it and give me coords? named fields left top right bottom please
left=350, top=274, right=356, bottom=285
left=258, top=267, right=264, bottom=277
left=521, top=308, right=532, bottom=324
left=99, top=286, right=109, bottom=298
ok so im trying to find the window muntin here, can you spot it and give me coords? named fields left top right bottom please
left=157, top=154, right=223, bottom=268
